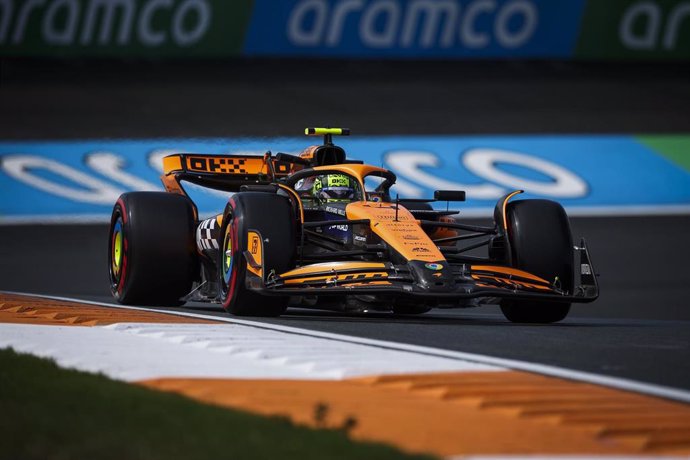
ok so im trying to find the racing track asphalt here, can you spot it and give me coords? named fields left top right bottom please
left=1, top=215, right=689, bottom=392
left=1, top=59, right=689, bottom=394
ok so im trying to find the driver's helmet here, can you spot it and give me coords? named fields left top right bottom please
left=312, top=174, right=356, bottom=203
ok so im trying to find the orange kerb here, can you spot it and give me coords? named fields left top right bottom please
left=0, top=293, right=216, bottom=326
left=140, top=372, right=690, bottom=457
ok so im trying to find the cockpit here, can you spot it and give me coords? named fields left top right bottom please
left=289, top=168, right=395, bottom=211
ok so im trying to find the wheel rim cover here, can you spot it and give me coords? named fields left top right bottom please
left=111, top=219, right=123, bottom=279
left=223, top=229, right=233, bottom=284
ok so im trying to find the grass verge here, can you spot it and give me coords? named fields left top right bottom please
left=0, top=348, right=434, bottom=460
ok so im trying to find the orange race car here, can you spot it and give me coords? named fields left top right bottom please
left=107, top=128, right=598, bottom=323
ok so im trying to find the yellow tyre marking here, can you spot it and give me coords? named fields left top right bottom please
left=112, top=230, right=122, bottom=274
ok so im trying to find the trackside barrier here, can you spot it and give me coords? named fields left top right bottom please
left=1, top=0, right=688, bottom=60
left=0, top=0, right=253, bottom=57
left=243, top=0, right=584, bottom=58
left=0, top=135, right=689, bottom=223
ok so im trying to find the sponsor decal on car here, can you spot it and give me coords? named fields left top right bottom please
left=425, top=263, right=444, bottom=271
left=325, top=205, right=347, bottom=216
left=246, top=230, right=263, bottom=278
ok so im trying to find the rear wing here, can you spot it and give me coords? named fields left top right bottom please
left=161, top=153, right=300, bottom=193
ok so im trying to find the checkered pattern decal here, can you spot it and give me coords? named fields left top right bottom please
left=229, top=159, right=246, bottom=173
left=196, top=218, right=219, bottom=251
left=186, top=157, right=248, bottom=174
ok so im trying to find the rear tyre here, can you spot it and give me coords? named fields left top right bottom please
left=500, top=199, right=573, bottom=324
left=219, top=193, right=294, bottom=317
left=108, top=192, right=197, bottom=306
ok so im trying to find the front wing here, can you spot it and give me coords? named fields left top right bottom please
left=248, top=240, right=598, bottom=304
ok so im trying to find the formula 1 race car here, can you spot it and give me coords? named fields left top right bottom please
left=108, top=128, right=598, bottom=323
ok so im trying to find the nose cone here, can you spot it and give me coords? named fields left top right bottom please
left=408, top=260, right=454, bottom=292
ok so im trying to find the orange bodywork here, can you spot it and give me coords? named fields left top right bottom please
left=501, top=190, right=523, bottom=231
left=426, top=215, right=459, bottom=244
left=469, top=265, right=553, bottom=291
left=346, top=201, right=444, bottom=263
left=298, top=145, right=318, bottom=161
left=281, top=262, right=387, bottom=277
left=471, top=265, right=550, bottom=284
left=285, top=272, right=389, bottom=285
left=280, top=262, right=390, bottom=285
left=160, top=173, right=185, bottom=196
left=163, top=154, right=271, bottom=176
left=246, top=231, right=264, bottom=279
left=162, top=155, right=183, bottom=173
left=310, top=163, right=392, bottom=199
left=471, top=275, right=552, bottom=291
left=183, top=155, right=269, bottom=175
left=160, top=153, right=295, bottom=193
left=161, top=153, right=557, bottom=294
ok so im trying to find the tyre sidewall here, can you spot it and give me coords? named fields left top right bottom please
left=219, top=198, right=243, bottom=310
left=108, top=192, right=197, bottom=305
left=503, top=199, right=574, bottom=323
left=218, top=193, right=294, bottom=316
left=108, top=197, right=130, bottom=302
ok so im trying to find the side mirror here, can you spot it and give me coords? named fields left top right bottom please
left=434, top=190, right=466, bottom=202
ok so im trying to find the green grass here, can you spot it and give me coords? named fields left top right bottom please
left=637, top=135, right=690, bottom=173
left=0, top=348, right=434, bottom=460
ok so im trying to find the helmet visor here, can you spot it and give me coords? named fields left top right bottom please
left=320, top=186, right=354, bottom=201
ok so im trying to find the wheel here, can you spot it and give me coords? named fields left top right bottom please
left=219, top=192, right=295, bottom=317
left=500, top=199, right=573, bottom=323
left=108, top=192, right=197, bottom=306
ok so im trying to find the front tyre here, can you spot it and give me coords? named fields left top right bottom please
left=108, top=192, right=197, bottom=306
left=219, top=193, right=294, bottom=317
left=500, top=199, right=573, bottom=324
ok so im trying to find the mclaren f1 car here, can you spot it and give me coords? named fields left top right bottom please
left=108, top=128, right=598, bottom=323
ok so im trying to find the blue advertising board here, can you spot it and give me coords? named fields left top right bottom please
left=243, top=0, right=586, bottom=58
left=1, top=135, right=689, bottom=223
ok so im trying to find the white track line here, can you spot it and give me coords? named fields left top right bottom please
left=5, top=290, right=690, bottom=404
left=0, top=322, right=497, bottom=381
